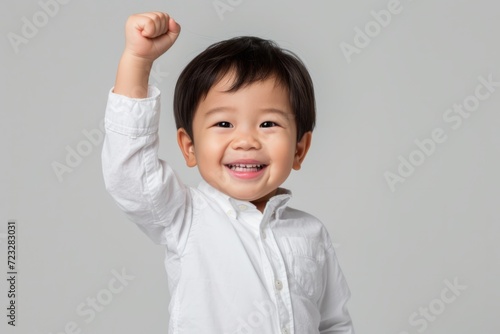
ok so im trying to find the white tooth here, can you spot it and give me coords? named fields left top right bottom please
left=227, top=163, right=265, bottom=170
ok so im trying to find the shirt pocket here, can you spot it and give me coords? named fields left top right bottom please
left=279, top=236, right=326, bottom=302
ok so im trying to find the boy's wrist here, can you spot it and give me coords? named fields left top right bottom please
left=114, top=52, right=154, bottom=98
left=121, top=51, right=155, bottom=70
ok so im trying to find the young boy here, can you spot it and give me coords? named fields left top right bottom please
left=102, top=12, right=354, bottom=334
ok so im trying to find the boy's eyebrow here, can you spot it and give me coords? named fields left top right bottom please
left=203, top=107, right=235, bottom=117
left=260, top=108, right=294, bottom=118
left=203, top=107, right=293, bottom=118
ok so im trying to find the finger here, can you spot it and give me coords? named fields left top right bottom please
left=146, top=12, right=179, bottom=39
left=151, top=17, right=181, bottom=51
left=138, top=12, right=170, bottom=38
left=154, top=12, right=168, bottom=37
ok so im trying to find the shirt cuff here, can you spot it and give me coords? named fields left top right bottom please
left=104, top=85, right=161, bottom=137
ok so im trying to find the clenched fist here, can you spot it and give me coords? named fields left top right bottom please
left=124, top=12, right=181, bottom=62
left=114, top=12, right=181, bottom=98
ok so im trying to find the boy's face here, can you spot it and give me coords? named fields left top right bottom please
left=177, top=73, right=312, bottom=211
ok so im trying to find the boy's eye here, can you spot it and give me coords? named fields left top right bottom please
left=260, top=121, right=278, bottom=128
left=215, top=121, right=233, bottom=128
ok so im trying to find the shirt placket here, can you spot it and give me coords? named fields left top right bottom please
left=260, top=207, right=295, bottom=334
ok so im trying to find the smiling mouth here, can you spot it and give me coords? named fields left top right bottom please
left=226, top=164, right=267, bottom=172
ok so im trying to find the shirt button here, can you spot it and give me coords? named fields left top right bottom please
left=261, top=230, right=266, bottom=239
left=281, top=327, right=289, bottom=334
left=238, top=204, right=247, bottom=211
left=226, top=210, right=234, bottom=217
left=275, top=279, right=283, bottom=291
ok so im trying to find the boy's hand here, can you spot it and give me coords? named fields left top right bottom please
left=124, top=12, right=181, bottom=62
left=114, top=12, right=181, bottom=98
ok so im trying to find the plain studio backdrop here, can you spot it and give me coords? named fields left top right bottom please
left=1, top=0, right=499, bottom=333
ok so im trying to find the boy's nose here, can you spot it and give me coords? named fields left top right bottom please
left=231, top=130, right=261, bottom=150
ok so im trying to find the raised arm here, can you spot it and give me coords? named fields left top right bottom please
left=101, top=13, right=190, bottom=248
left=114, top=12, right=180, bottom=97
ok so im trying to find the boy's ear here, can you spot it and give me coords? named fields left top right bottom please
left=177, top=128, right=197, bottom=167
left=293, top=131, right=312, bottom=170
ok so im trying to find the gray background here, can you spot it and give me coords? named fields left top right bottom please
left=1, top=0, right=499, bottom=333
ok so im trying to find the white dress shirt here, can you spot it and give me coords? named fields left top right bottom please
left=101, top=86, right=355, bottom=334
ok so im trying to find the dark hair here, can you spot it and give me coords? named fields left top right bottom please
left=173, top=36, right=315, bottom=142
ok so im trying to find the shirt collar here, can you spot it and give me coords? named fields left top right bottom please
left=197, top=180, right=292, bottom=220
